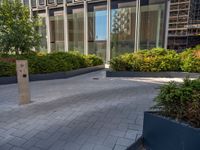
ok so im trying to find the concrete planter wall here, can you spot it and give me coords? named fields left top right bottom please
left=0, top=65, right=104, bottom=85
left=106, top=71, right=200, bottom=78
left=143, top=112, right=200, bottom=150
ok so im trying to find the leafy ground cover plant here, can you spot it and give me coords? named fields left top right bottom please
left=154, top=78, right=200, bottom=128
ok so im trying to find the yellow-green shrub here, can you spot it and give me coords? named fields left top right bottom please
left=110, top=48, right=181, bottom=72
left=180, top=45, right=200, bottom=73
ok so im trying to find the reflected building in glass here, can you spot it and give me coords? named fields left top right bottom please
left=26, top=0, right=169, bottom=63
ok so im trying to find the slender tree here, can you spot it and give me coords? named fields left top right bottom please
left=0, top=0, right=41, bottom=54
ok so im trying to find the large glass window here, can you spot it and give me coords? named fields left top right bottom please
left=50, top=13, right=64, bottom=52
left=111, top=0, right=137, bottom=57
left=48, top=0, right=55, bottom=4
left=39, top=0, right=45, bottom=5
left=23, top=0, right=29, bottom=7
left=31, top=0, right=36, bottom=8
left=68, top=6, right=84, bottom=54
left=38, top=16, right=47, bottom=52
left=139, top=0, right=166, bottom=49
left=88, top=2, right=107, bottom=61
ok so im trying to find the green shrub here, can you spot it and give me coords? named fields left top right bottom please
left=180, top=46, right=200, bottom=73
left=0, top=61, right=16, bottom=76
left=110, top=53, right=134, bottom=71
left=154, top=78, right=200, bottom=128
left=0, top=52, right=103, bottom=76
left=110, top=48, right=181, bottom=72
left=84, top=55, right=103, bottom=67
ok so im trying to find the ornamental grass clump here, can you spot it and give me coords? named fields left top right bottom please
left=154, top=78, right=200, bottom=128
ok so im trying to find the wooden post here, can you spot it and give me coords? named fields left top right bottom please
left=16, top=60, right=31, bottom=105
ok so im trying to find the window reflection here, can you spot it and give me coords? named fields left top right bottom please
left=139, top=0, right=165, bottom=49
left=38, top=17, right=47, bottom=52
left=31, top=0, right=36, bottom=8
left=68, top=6, right=84, bottom=54
left=50, top=14, right=65, bottom=52
left=111, top=0, right=136, bottom=57
left=88, top=3, right=107, bottom=61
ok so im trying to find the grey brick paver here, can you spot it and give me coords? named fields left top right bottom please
left=109, top=129, right=126, bottom=137
left=8, top=137, right=27, bottom=147
left=64, top=142, right=81, bottom=150
left=0, top=144, right=13, bottom=150
left=124, top=130, right=138, bottom=140
left=113, top=145, right=127, bottom=150
left=10, top=147, right=25, bottom=150
left=80, top=143, right=95, bottom=150
left=116, top=137, right=133, bottom=147
left=0, top=71, right=175, bottom=150
left=103, top=135, right=118, bottom=148
left=93, top=145, right=113, bottom=150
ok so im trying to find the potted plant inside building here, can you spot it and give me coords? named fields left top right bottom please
left=142, top=78, right=200, bottom=150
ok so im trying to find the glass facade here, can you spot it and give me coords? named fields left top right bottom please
left=88, top=2, right=107, bottom=61
left=50, top=14, right=65, bottom=52
left=39, top=0, right=45, bottom=5
left=30, top=0, right=168, bottom=62
left=23, top=0, right=29, bottom=7
left=38, top=17, right=47, bottom=52
left=139, top=0, right=166, bottom=50
left=31, top=0, right=36, bottom=8
left=111, top=0, right=137, bottom=57
left=68, top=6, right=84, bottom=54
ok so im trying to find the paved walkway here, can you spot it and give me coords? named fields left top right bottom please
left=0, top=71, right=183, bottom=150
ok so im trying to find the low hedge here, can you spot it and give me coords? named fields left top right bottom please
left=180, top=46, right=200, bottom=73
left=154, top=78, right=200, bottom=128
left=110, top=47, right=200, bottom=73
left=0, top=52, right=103, bottom=77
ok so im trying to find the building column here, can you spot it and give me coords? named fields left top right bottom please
left=46, top=7, right=51, bottom=53
left=84, top=1, right=88, bottom=55
left=64, top=2, right=69, bottom=52
left=164, top=0, right=170, bottom=49
left=137, top=0, right=141, bottom=51
left=134, top=0, right=140, bottom=52
left=106, top=0, right=111, bottom=64
left=156, top=9, right=161, bottom=47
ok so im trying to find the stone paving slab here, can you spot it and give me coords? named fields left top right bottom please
left=0, top=71, right=184, bottom=150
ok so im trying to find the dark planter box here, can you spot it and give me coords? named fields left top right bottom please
left=0, top=65, right=104, bottom=85
left=106, top=71, right=200, bottom=78
left=143, top=111, right=200, bottom=150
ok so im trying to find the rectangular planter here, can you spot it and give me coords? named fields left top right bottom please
left=0, top=65, right=104, bottom=85
left=106, top=71, right=200, bottom=78
left=143, top=112, right=200, bottom=150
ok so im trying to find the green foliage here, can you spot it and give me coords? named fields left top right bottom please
left=180, top=46, right=200, bottom=73
left=84, top=55, right=104, bottom=67
left=154, top=78, right=200, bottom=128
left=0, top=0, right=41, bottom=54
left=110, top=48, right=181, bottom=72
left=0, top=61, right=16, bottom=76
left=0, top=52, right=103, bottom=76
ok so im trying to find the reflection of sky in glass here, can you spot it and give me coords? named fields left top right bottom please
left=95, top=10, right=107, bottom=41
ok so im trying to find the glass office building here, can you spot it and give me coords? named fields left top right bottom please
left=28, top=0, right=169, bottom=63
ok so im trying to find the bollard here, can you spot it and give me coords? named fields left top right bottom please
left=16, top=60, right=31, bottom=105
